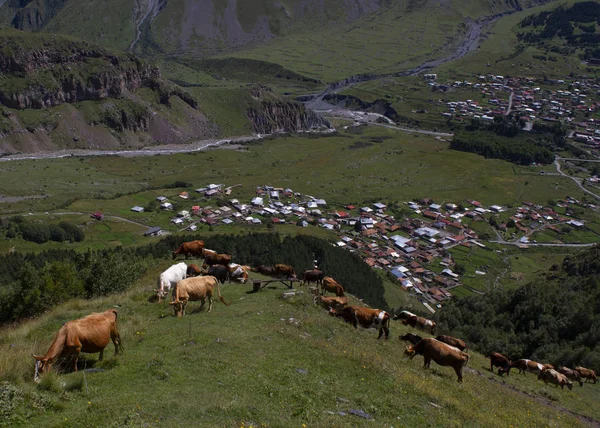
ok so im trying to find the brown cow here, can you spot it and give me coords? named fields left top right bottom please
left=172, top=240, right=205, bottom=260
left=169, top=276, right=230, bottom=317
left=402, top=315, right=436, bottom=334
left=511, top=359, right=544, bottom=376
left=392, top=310, right=417, bottom=321
left=405, top=338, right=470, bottom=383
left=273, top=264, right=296, bottom=279
left=400, top=333, right=423, bottom=345
left=575, top=366, right=598, bottom=384
left=302, top=269, right=324, bottom=286
left=321, top=277, right=345, bottom=297
left=252, top=265, right=275, bottom=276
left=558, top=366, right=584, bottom=387
left=202, top=252, right=232, bottom=268
left=435, top=335, right=468, bottom=351
left=186, top=263, right=204, bottom=278
left=330, top=306, right=390, bottom=340
left=314, top=295, right=348, bottom=312
left=538, top=369, right=573, bottom=390
left=490, top=352, right=512, bottom=376
left=33, top=309, right=123, bottom=382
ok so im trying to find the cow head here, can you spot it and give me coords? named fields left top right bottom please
left=498, top=366, right=511, bottom=376
left=404, top=345, right=416, bottom=359
left=32, top=354, right=54, bottom=382
left=169, top=300, right=184, bottom=317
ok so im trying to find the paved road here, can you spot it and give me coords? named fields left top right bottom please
left=25, top=211, right=150, bottom=229
left=505, top=91, right=514, bottom=116
left=554, top=159, right=600, bottom=200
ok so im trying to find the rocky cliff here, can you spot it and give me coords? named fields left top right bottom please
left=247, top=86, right=330, bottom=135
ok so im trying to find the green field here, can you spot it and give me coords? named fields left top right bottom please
left=0, top=265, right=598, bottom=427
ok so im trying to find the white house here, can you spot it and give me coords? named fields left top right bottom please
left=131, top=206, right=144, bottom=213
left=251, top=197, right=264, bottom=207
left=160, top=202, right=173, bottom=210
left=171, top=218, right=184, bottom=225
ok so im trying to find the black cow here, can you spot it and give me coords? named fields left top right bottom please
left=490, top=352, right=512, bottom=376
left=399, top=333, right=423, bottom=345
left=207, top=264, right=229, bottom=284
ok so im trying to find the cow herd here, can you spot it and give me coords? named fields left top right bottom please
left=30, top=240, right=599, bottom=390
left=487, top=352, right=597, bottom=390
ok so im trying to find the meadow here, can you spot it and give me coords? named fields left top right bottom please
left=1, top=263, right=598, bottom=427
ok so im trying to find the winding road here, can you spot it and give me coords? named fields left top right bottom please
left=554, top=158, right=600, bottom=200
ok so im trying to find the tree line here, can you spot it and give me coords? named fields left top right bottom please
left=0, top=233, right=386, bottom=323
left=434, top=245, right=600, bottom=372
left=0, top=216, right=84, bottom=244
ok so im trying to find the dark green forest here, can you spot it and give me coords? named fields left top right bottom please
left=0, top=233, right=385, bottom=322
left=1, top=216, right=84, bottom=244
left=518, top=1, right=600, bottom=60
left=435, top=245, right=600, bottom=372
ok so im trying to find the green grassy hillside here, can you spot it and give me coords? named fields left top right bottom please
left=0, top=264, right=598, bottom=426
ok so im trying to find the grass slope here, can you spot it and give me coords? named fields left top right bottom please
left=1, top=264, right=598, bottom=426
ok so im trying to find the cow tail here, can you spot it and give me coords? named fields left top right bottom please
left=111, top=310, right=125, bottom=355
left=216, top=281, right=230, bottom=306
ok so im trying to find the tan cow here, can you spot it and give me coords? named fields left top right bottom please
left=575, top=366, right=598, bottom=384
left=511, top=359, right=545, bottom=376
left=538, top=369, right=573, bottom=390
left=314, top=295, right=348, bottom=312
left=32, top=309, right=123, bottom=382
left=330, top=306, right=390, bottom=340
left=558, top=366, right=584, bottom=387
left=169, top=276, right=230, bottom=317
left=172, top=240, right=205, bottom=260
left=402, top=315, right=436, bottom=334
left=321, top=276, right=345, bottom=297
left=405, top=338, right=470, bottom=383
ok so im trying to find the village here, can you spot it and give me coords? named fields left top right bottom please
left=428, top=73, right=600, bottom=142
left=125, top=182, right=597, bottom=313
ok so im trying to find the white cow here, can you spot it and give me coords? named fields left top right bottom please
left=156, top=262, right=187, bottom=303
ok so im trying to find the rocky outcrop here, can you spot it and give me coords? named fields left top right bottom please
left=246, top=86, right=330, bottom=134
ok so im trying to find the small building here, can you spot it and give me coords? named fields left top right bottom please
left=177, top=210, right=190, bottom=218
left=91, top=212, right=104, bottom=221
left=131, top=206, right=144, bottom=213
left=171, top=218, right=184, bottom=225
left=222, top=218, right=234, bottom=225
left=144, top=226, right=161, bottom=237
left=373, top=202, right=387, bottom=211
left=251, top=197, right=264, bottom=207
left=179, top=192, right=189, bottom=199
left=156, top=196, right=167, bottom=202
left=160, top=202, right=173, bottom=210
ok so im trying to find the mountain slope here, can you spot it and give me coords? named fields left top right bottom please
left=1, top=263, right=598, bottom=426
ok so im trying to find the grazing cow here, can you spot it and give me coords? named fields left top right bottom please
left=33, top=309, right=123, bottom=382
left=330, top=306, right=390, bottom=340
left=186, top=263, right=204, bottom=278
left=273, top=264, right=297, bottom=279
left=392, top=310, right=417, bottom=321
left=405, top=338, right=470, bottom=383
left=435, top=335, right=468, bottom=351
left=314, top=295, right=348, bottom=312
left=490, top=352, right=512, bottom=376
left=156, top=262, right=188, bottom=303
left=558, top=366, right=584, bottom=387
left=169, top=276, right=230, bottom=317
left=228, top=264, right=249, bottom=283
left=203, top=252, right=232, bottom=268
left=302, top=269, right=324, bottom=286
left=511, top=359, right=544, bottom=376
left=399, top=333, right=423, bottom=345
left=575, top=366, right=598, bottom=384
left=172, top=240, right=205, bottom=260
left=321, top=276, right=345, bottom=297
left=252, top=265, right=275, bottom=276
left=207, top=264, right=229, bottom=284
left=402, top=315, right=436, bottom=334
left=539, top=369, right=573, bottom=390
